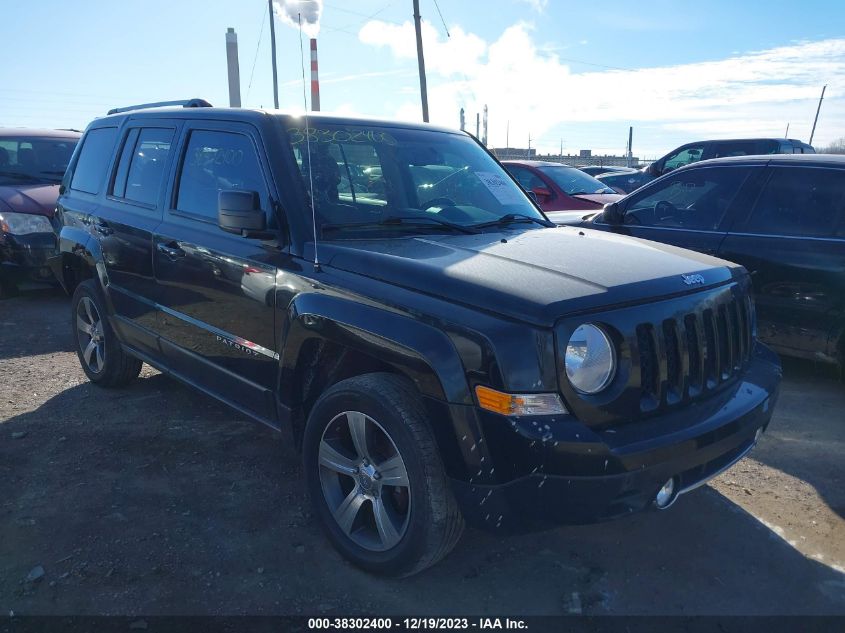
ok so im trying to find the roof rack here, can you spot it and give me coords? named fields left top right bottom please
left=107, top=98, right=213, bottom=116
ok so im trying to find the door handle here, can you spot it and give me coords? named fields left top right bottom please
left=156, top=242, right=185, bottom=259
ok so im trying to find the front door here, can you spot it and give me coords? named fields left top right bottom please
left=596, top=165, right=757, bottom=255
left=151, top=121, right=281, bottom=422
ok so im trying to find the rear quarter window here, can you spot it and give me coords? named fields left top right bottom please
left=70, top=127, right=118, bottom=195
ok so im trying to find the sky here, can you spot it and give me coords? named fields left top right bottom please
left=1, top=0, right=842, bottom=159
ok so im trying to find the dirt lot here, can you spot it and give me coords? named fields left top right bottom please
left=1, top=288, right=844, bottom=615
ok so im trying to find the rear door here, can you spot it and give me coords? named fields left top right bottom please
left=96, top=122, right=179, bottom=356
left=598, top=165, right=756, bottom=255
left=151, top=120, right=280, bottom=422
left=718, top=165, right=845, bottom=360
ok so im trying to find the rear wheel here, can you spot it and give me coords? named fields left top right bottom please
left=71, top=280, right=142, bottom=387
left=303, top=373, right=464, bottom=576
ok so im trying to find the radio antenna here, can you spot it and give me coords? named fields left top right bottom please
left=298, top=12, right=320, bottom=271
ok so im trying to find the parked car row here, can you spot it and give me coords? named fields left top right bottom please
left=594, top=137, right=816, bottom=194
left=34, top=101, right=783, bottom=577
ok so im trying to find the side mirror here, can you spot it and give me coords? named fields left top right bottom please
left=531, top=186, right=553, bottom=199
left=601, top=202, right=624, bottom=225
left=218, top=190, right=267, bottom=237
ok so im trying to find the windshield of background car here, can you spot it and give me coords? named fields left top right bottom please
left=0, top=136, right=78, bottom=185
left=284, top=123, right=543, bottom=236
left=537, top=165, right=616, bottom=195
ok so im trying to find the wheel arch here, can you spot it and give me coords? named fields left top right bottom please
left=53, top=227, right=106, bottom=295
left=278, top=293, right=472, bottom=452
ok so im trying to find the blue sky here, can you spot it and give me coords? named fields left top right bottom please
left=1, top=0, right=842, bottom=158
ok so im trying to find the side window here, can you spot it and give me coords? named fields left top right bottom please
left=713, top=140, right=777, bottom=158
left=176, top=130, right=268, bottom=220
left=743, top=167, right=845, bottom=238
left=112, top=128, right=175, bottom=206
left=505, top=166, right=545, bottom=192
left=662, top=145, right=705, bottom=173
left=624, top=167, right=747, bottom=230
left=70, top=127, right=118, bottom=194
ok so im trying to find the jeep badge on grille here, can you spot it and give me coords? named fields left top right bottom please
left=682, top=273, right=706, bottom=285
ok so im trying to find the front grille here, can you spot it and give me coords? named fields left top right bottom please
left=635, top=290, right=753, bottom=411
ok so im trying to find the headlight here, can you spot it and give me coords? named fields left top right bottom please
left=0, top=212, right=53, bottom=235
left=565, top=324, right=616, bottom=394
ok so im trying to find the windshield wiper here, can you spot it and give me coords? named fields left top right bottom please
left=322, top=215, right=480, bottom=235
left=471, top=213, right=555, bottom=229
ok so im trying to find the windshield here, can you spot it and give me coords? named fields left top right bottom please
left=285, top=123, right=544, bottom=237
left=0, top=136, right=78, bottom=185
left=537, top=165, right=616, bottom=195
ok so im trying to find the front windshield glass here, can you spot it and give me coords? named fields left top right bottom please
left=285, top=122, right=544, bottom=237
left=538, top=165, right=616, bottom=195
left=0, top=136, right=78, bottom=185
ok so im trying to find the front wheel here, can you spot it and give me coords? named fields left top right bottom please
left=303, top=373, right=464, bottom=576
left=71, top=280, right=142, bottom=387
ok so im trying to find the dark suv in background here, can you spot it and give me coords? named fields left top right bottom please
left=564, top=154, right=845, bottom=373
left=52, top=101, right=780, bottom=575
left=0, top=128, right=80, bottom=297
left=598, top=138, right=815, bottom=194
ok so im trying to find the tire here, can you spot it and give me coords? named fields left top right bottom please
left=303, top=373, right=464, bottom=576
left=71, top=280, right=142, bottom=387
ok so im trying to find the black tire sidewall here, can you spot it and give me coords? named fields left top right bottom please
left=303, top=381, right=437, bottom=575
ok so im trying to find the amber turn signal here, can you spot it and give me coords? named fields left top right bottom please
left=474, top=385, right=568, bottom=416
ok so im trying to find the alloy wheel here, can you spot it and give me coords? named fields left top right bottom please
left=76, top=296, right=105, bottom=373
left=318, top=411, right=411, bottom=552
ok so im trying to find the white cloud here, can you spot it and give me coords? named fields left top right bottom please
left=515, top=0, right=548, bottom=12
left=358, top=21, right=845, bottom=154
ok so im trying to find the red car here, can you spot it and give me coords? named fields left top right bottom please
left=503, top=160, right=623, bottom=212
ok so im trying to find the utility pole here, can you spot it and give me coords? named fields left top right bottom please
left=528, top=132, right=532, bottom=155
left=482, top=105, right=488, bottom=146
left=809, top=85, right=826, bottom=146
left=459, top=107, right=465, bottom=131
left=268, top=0, right=279, bottom=109
left=412, top=0, right=429, bottom=122
left=784, top=123, right=790, bottom=137
left=559, top=138, right=563, bottom=159
left=627, top=126, right=633, bottom=167
left=476, top=112, right=480, bottom=139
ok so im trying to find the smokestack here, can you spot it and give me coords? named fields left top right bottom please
left=310, top=38, right=321, bottom=111
left=482, top=105, right=488, bottom=146
left=225, top=28, right=242, bottom=107
left=459, top=107, right=465, bottom=131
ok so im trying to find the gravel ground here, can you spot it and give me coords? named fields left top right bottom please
left=1, top=288, right=844, bottom=615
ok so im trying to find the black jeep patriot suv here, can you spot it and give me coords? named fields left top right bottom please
left=53, top=101, right=781, bottom=576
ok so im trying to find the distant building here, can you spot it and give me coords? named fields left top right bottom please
left=493, top=146, right=643, bottom=168
left=491, top=147, right=537, bottom=159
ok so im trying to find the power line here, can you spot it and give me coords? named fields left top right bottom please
left=431, top=0, right=450, bottom=37
left=246, top=2, right=268, bottom=104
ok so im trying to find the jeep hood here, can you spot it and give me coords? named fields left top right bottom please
left=0, top=184, right=60, bottom=217
left=322, top=227, right=743, bottom=326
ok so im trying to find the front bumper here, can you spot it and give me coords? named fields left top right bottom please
left=449, top=342, right=781, bottom=532
left=0, top=231, right=58, bottom=286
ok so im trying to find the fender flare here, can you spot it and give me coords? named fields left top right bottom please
left=53, top=226, right=108, bottom=293
left=278, top=292, right=472, bottom=408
